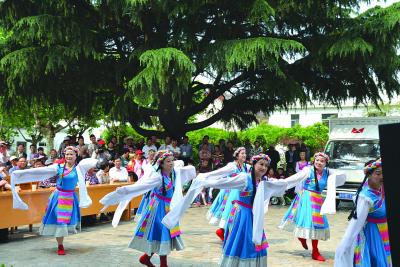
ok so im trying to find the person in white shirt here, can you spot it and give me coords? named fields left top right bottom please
left=158, top=136, right=173, bottom=152
left=142, top=138, right=157, bottom=158
left=109, top=158, right=128, bottom=182
left=0, top=141, right=10, bottom=167
left=170, top=138, right=181, bottom=159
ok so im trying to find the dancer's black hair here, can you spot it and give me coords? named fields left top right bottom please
left=154, top=156, right=174, bottom=196
left=313, top=167, right=321, bottom=192
left=347, top=159, right=376, bottom=221
left=250, top=166, right=257, bottom=205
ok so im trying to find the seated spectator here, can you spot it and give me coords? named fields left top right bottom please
left=120, top=148, right=130, bottom=167
left=96, top=160, right=110, bottom=184
left=133, top=150, right=146, bottom=180
left=37, top=147, right=47, bottom=160
left=142, top=138, right=157, bottom=159
left=123, top=136, right=136, bottom=152
left=31, top=158, right=55, bottom=188
left=14, top=144, right=27, bottom=159
left=109, top=158, right=128, bottom=183
left=295, top=151, right=310, bottom=173
left=147, top=149, right=156, bottom=165
left=0, top=140, right=10, bottom=167
left=179, top=136, right=193, bottom=165
left=9, top=157, right=27, bottom=174
left=76, top=136, right=87, bottom=151
left=8, top=156, right=18, bottom=169
left=244, top=139, right=253, bottom=160
left=107, top=141, right=117, bottom=161
left=87, top=134, right=98, bottom=156
left=0, top=167, right=11, bottom=191
left=250, top=140, right=263, bottom=158
left=199, top=143, right=212, bottom=167
left=223, top=141, right=234, bottom=165
left=91, top=139, right=111, bottom=161
left=45, top=149, right=58, bottom=165
left=194, top=160, right=213, bottom=207
left=276, top=167, right=286, bottom=179
left=158, top=136, right=173, bottom=151
left=211, top=145, right=224, bottom=169
left=198, top=135, right=213, bottom=153
left=85, top=167, right=100, bottom=185
left=170, top=138, right=181, bottom=159
left=136, top=138, right=145, bottom=150
left=266, top=167, right=276, bottom=179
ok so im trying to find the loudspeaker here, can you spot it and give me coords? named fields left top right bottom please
left=379, top=123, right=399, bottom=266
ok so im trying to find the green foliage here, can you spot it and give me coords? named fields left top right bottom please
left=0, top=1, right=399, bottom=138
left=101, top=123, right=143, bottom=144
left=187, top=122, right=329, bottom=154
left=128, top=48, right=196, bottom=105
left=213, top=37, right=305, bottom=72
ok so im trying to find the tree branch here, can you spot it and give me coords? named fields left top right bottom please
left=128, top=118, right=164, bottom=138
left=17, top=128, right=32, bottom=143
left=184, top=90, right=254, bottom=132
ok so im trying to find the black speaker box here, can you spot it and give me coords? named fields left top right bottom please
left=379, top=123, right=400, bottom=266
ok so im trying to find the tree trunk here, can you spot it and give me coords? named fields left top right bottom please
left=44, top=131, right=56, bottom=154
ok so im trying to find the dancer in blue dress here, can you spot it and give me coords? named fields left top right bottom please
left=135, top=149, right=157, bottom=220
left=279, top=152, right=346, bottom=261
left=100, top=151, right=196, bottom=267
left=334, top=159, right=392, bottom=267
left=162, top=153, right=288, bottom=267
left=11, top=146, right=97, bottom=255
left=205, top=147, right=249, bottom=241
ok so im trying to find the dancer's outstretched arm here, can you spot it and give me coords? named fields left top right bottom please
left=284, top=167, right=310, bottom=190
left=11, top=158, right=97, bottom=210
left=100, top=169, right=162, bottom=227
left=252, top=179, right=288, bottom=245
left=320, top=171, right=346, bottom=215
left=334, top=197, right=370, bottom=267
left=171, top=165, right=197, bottom=210
left=162, top=172, right=248, bottom=229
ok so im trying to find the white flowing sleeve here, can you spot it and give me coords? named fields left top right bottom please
left=320, top=170, right=347, bottom=215
left=252, top=179, right=288, bottom=245
left=162, top=172, right=248, bottom=229
left=100, top=170, right=162, bottom=227
left=76, top=158, right=98, bottom=208
left=11, top=164, right=58, bottom=210
left=284, top=167, right=310, bottom=190
left=170, top=165, right=196, bottom=210
left=334, top=196, right=370, bottom=267
left=196, top=162, right=237, bottom=181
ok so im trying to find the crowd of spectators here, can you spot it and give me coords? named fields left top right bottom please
left=0, top=134, right=313, bottom=192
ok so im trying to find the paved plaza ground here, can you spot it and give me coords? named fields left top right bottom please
left=1, top=204, right=352, bottom=267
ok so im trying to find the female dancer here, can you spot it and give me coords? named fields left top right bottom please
left=135, top=149, right=157, bottom=219
left=334, top=159, right=391, bottom=266
left=10, top=146, right=97, bottom=255
left=162, top=154, right=287, bottom=266
left=279, top=152, right=346, bottom=261
left=206, top=147, right=249, bottom=241
left=100, top=151, right=195, bottom=267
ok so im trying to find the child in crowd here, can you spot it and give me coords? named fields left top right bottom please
left=194, top=159, right=213, bottom=207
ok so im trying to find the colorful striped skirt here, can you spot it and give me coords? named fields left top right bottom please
left=279, top=189, right=330, bottom=240
left=39, top=188, right=81, bottom=237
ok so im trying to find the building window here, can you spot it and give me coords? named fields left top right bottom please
left=322, top=113, right=338, bottom=126
left=291, top=114, right=300, bottom=127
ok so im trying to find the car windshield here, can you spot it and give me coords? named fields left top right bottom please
left=325, top=140, right=380, bottom=168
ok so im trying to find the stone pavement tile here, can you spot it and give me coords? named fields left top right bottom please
left=0, top=205, right=352, bottom=267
